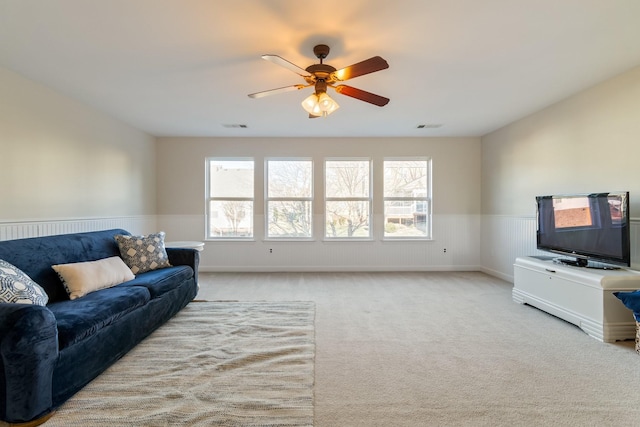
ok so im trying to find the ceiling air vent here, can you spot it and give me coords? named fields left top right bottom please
left=222, top=124, right=248, bottom=128
left=417, top=124, right=443, bottom=129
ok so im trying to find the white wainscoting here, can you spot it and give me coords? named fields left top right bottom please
left=0, top=216, right=156, bottom=241
left=5, top=215, right=637, bottom=278
left=481, top=215, right=640, bottom=282
left=157, top=214, right=482, bottom=272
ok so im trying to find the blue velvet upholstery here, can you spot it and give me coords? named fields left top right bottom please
left=121, top=265, right=193, bottom=298
left=48, top=286, right=150, bottom=349
left=614, top=290, right=640, bottom=322
left=0, top=229, right=198, bottom=424
left=0, top=229, right=128, bottom=303
left=0, top=304, right=57, bottom=423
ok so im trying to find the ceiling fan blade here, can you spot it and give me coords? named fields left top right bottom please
left=332, top=56, right=389, bottom=81
left=262, top=55, right=311, bottom=77
left=248, top=84, right=306, bottom=99
left=334, top=85, right=390, bottom=107
left=309, top=114, right=320, bottom=119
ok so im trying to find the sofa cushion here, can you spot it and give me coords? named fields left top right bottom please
left=0, top=229, right=130, bottom=303
left=48, top=286, right=150, bottom=350
left=122, top=265, right=194, bottom=298
left=114, top=232, right=172, bottom=274
left=52, top=256, right=136, bottom=300
left=0, top=259, right=48, bottom=306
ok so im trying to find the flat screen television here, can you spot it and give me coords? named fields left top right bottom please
left=536, top=191, right=630, bottom=268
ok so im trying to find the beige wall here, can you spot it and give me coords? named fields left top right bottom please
left=482, top=66, right=640, bottom=216
left=156, top=137, right=481, bottom=216
left=481, top=66, right=640, bottom=279
left=0, top=67, right=157, bottom=222
left=156, top=137, right=483, bottom=271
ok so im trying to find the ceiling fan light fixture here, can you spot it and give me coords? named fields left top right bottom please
left=301, top=92, right=339, bottom=117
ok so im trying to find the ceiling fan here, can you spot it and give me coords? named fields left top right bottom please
left=248, top=44, right=389, bottom=118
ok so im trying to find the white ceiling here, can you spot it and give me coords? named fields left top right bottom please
left=2, top=0, right=640, bottom=138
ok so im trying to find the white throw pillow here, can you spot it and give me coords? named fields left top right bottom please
left=0, top=259, right=49, bottom=305
left=52, top=256, right=135, bottom=300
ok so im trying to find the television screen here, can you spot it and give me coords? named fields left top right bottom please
left=536, top=192, right=630, bottom=267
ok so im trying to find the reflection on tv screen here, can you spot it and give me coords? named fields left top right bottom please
left=553, top=197, right=592, bottom=229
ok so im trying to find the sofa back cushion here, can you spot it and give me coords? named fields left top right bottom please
left=0, top=229, right=130, bottom=303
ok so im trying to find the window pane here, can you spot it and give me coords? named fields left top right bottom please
left=267, top=201, right=312, bottom=237
left=384, top=160, right=428, bottom=197
left=325, top=201, right=370, bottom=238
left=268, top=160, right=312, bottom=198
left=209, top=160, right=254, bottom=198
left=384, top=201, right=428, bottom=237
left=209, top=200, right=253, bottom=237
left=325, top=160, right=370, bottom=198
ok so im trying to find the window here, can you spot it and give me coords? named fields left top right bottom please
left=266, top=159, right=313, bottom=238
left=205, top=157, right=431, bottom=241
left=206, top=159, right=254, bottom=239
left=325, top=159, right=371, bottom=239
left=383, top=159, right=431, bottom=238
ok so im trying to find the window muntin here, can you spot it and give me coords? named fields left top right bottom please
left=383, top=159, right=431, bottom=238
left=206, top=159, right=254, bottom=238
left=266, top=159, right=313, bottom=238
left=325, top=159, right=371, bottom=239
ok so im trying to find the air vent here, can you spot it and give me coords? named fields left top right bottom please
left=222, top=124, right=248, bottom=128
left=417, top=124, right=443, bottom=129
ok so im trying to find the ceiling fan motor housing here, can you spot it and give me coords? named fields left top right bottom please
left=305, top=63, right=337, bottom=82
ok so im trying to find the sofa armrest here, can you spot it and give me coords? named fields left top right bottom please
left=0, top=303, right=58, bottom=423
left=166, top=248, right=200, bottom=285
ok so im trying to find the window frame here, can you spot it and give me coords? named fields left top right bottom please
left=205, top=157, right=255, bottom=240
left=382, top=157, right=432, bottom=240
left=264, top=157, right=315, bottom=240
left=323, top=157, right=373, bottom=240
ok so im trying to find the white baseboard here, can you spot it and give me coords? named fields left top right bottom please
left=198, top=265, right=482, bottom=273
left=479, top=266, right=514, bottom=283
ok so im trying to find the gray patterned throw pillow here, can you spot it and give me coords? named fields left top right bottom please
left=114, top=232, right=172, bottom=274
left=0, top=259, right=49, bottom=305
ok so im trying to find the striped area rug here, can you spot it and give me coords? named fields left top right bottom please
left=44, top=301, right=315, bottom=427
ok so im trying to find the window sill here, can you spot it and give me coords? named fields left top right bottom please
left=322, top=238, right=375, bottom=242
left=263, top=238, right=316, bottom=242
left=205, top=238, right=256, bottom=242
left=382, top=237, right=433, bottom=242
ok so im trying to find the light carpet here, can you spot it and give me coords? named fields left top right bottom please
left=44, top=301, right=315, bottom=427
left=197, top=272, right=640, bottom=427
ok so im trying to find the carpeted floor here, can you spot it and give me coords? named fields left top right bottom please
left=197, top=271, right=640, bottom=427
left=44, top=301, right=315, bottom=427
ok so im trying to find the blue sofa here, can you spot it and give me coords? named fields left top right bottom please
left=0, top=229, right=199, bottom=425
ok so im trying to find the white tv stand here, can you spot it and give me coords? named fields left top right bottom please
left=513, top=256, right=640, bottom=342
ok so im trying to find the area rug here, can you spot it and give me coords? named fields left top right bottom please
left=44, top=301, right=316, bottom=427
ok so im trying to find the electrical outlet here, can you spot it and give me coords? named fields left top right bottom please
left=269, top=248, right=273, bottom=253
left=443, top=248, right=447, bottom=253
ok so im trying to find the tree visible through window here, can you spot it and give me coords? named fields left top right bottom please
left=325, top=159, right=371, bottom=238
left=383, top=159, right=430, bottom=238
left=207, top=159, right=254, bottom=238
left=266, top=159, right=313, bottom=238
